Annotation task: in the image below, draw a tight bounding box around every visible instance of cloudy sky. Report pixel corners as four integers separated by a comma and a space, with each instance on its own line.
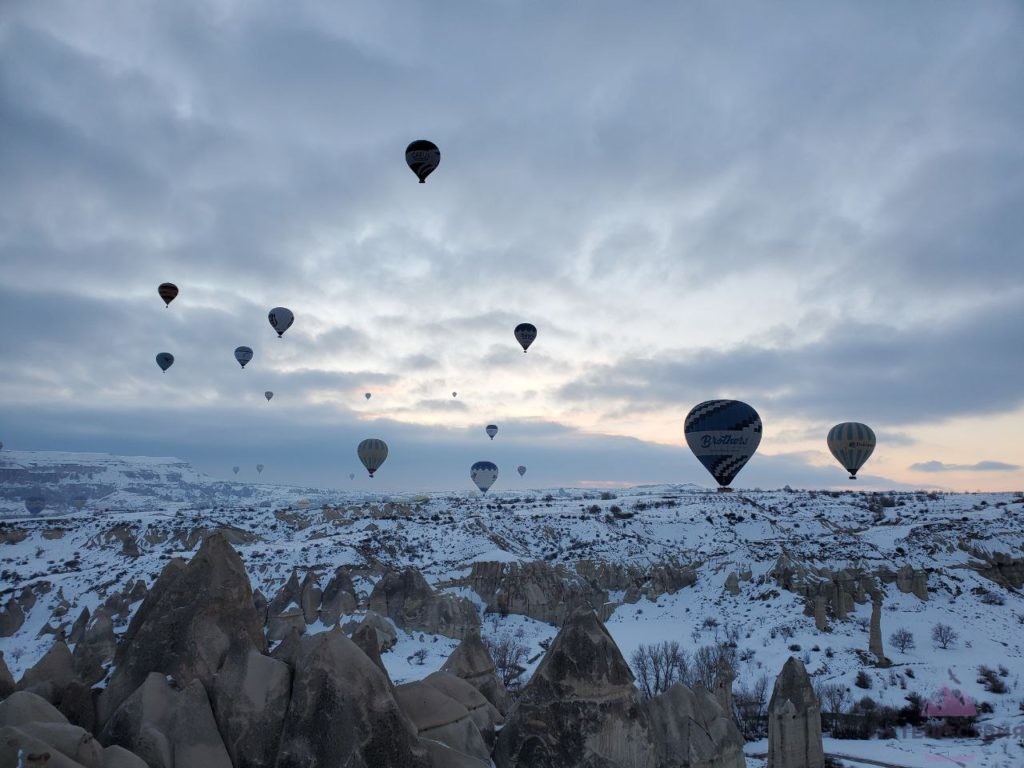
2, 0, 1023, 492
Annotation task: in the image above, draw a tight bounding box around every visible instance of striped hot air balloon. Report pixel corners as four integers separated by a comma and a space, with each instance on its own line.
684, 400, 762, 489
827, 422, 876, 479
471, 461, 499, 494
234, 346, 254, 369
358, 439, 389, 478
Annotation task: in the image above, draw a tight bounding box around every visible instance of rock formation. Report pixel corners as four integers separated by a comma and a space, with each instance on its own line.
0, 652, 14, 699
422, 671, 502, 747
868, 594, 889, 666
369, 568, 479, 640
767, 657, 824, 768
97, 533, 266, 726
724, 572, 740, 596
441, 629, 508, 714
464, 561, 607, 625
319, 567, 358, 625
647, 683, 746, 768
395, 680, 491, 763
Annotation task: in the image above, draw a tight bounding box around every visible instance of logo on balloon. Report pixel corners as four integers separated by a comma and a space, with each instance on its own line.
701, 435, 749, 448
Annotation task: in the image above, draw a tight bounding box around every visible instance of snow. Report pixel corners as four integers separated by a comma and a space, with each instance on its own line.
2, 451, 1024, 766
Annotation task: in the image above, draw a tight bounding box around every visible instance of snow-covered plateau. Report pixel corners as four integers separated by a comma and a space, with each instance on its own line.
3, 450, 1024, 767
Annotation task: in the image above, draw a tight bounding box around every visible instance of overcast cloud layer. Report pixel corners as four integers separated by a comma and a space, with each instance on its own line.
2, 1, 1022, 491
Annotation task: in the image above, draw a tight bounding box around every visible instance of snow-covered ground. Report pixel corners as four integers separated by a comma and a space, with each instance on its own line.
2, 450, 1024, 767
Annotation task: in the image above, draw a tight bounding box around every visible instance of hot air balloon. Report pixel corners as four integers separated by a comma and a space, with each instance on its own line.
485, 424, 498, 440
234, 346, 254, 369
365, 393, 372, 400
452, 392, 457, 398
358, 439, 388, 478
684, 400, 762, 489
70, 496, 86, 511
156, 353, 174, 372
517, 465, 527, 477
256, 464, 265, 475
232, 466, 240, 475
349, 472, 355, 480
158, 283, 178, 307
827, 422, 876, 480
25, 495, 45, 515
471, 461, 499, 494
406, 140, 440, 183
265, 391, 274, 402
514, 323, 537, 353
268, 307, 294, 338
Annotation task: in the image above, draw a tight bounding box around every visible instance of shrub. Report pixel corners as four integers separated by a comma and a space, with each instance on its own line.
977, 665, 1008, 694
855, 670, 873, 689
483, 635, 530, 689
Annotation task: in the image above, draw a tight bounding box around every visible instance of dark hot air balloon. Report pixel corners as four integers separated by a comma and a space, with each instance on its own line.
256, 463, 264, 475
156, 353, 174, 372
234, 346, 254, 369
827, 422, 876, 479
358, 439, 388, 478
514, 323, 537, 352
158, 283, 178, 307
25, 495, 45, 515
517, 465, 527, 477
265, 391, 273, 402
684, 400, 762, 489
232, 466, 240, 475
406, 140, 440, 183
485, 424, 498, 440
268, 307, 294, 338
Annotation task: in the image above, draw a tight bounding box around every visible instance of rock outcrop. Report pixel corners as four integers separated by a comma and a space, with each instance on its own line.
868, 594, 889, 667
319, 567, 358, 625
647, 683, 746, 768
274, 628, 429, 768
441, 629, 508, 714
395, 680, 491, 763
17, 640, 79, 705
0, 652, 14, 699
422, 671, 502, 747
97, 533, 266, 727
767, 657, 824, 768
464, 561, 606, 625
369, 568, 479, 640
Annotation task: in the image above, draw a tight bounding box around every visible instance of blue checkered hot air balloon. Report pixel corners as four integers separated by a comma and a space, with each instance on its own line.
827, 422, 876, 479
684, 400, 762, 489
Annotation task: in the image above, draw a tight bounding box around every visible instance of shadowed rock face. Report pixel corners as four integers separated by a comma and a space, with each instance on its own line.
395, 680, 490, 762
767, 657, 823, 768
369, 567, 480, 640
647, 683, 746, 768
274, 628, 429, 768
97, 533, 267, 727
494, 609, 656, 768
464, 561, 607, 626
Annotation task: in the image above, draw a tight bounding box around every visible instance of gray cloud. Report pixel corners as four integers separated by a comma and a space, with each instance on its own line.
909, 460, 1022, 473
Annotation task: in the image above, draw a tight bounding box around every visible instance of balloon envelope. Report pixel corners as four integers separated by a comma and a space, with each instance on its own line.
514, 323, 537, 352
485, 424, 498, 440
265, 391, 273, 402
827, 422, 876, 479
471, 461, 499, 493
25, 496, 45, 514
158, 283, 178, 307
156, 352, 174, 372
232, 466, 240, 475
358, 439, 389, 477
268, 307, 294, 338
256, 464, 264, 474
349, 473, 355, 480
406, 139, 440, 183
365, 393, 371, 400
234, 346, 254, 368
517, 465, 527, 477
684, 400, 762, 488
452, 392, 457, 398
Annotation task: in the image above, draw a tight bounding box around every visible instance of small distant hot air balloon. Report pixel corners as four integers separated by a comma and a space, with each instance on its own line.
452, 392, 458, 398
158, 283, 178, 307
349, 472, 355, 480
25, 495, 45, 515
514, 323, 537, 353
358, 439, 389, 478
485, 424, 498, 440
256, 464, 265, 475
471, 461, 499, 494
517, 465, 527, 477
684, 400, 762, 489
234, 346, 254, 369
156, 353, 174, 372
232, 466, 240, 475
827, 422, 876, 479
268, 307, 294, 338
265, 392, 274, 403
365, 393, 372, 400
405, 140, 440, 183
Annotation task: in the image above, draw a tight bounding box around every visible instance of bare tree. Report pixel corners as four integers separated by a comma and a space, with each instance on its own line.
733, 673, 771, 739
889, 628, 915, 653
483, 635, 530, 688
931, 623, 958, 650
630, 641, 691, 698
815, 682, 851, 734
